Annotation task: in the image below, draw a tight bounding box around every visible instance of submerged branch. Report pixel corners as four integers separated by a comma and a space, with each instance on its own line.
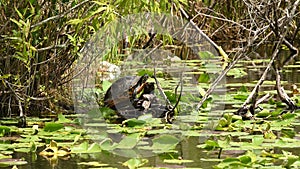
236, 37, 282, 118
275, 67, 298, 111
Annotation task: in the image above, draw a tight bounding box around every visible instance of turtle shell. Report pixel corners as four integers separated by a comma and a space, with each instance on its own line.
103, 74, 174, 123
104, 74, 149, 110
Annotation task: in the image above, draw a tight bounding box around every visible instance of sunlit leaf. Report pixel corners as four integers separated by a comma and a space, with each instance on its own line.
78, 161, 109, 167
102, 80, 112, 92
57, 113, 72, 123
0, 158, 27, 167
43, 122, 64, 132
163, 159, 193, 164
0, 126, 11, 136
122, 158, 148, 169
252, 135, 264, 146
67, 19, 83, 25
255, 109, 270, 117
198, 73, 210, 83
123, 119, 146, 127
227, 68, 247, 78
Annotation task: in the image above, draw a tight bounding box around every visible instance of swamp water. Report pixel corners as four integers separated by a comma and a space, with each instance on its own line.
1, 52, 300, 169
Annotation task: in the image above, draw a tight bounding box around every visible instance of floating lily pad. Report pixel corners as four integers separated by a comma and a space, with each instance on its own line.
71, 141, 101, 153
78, 161, 109, 167
122, 158, 148, 169
163, 159, 194, 164
43, 122, 64, 132
0, 158, 27, 167
151, 135, 179, 151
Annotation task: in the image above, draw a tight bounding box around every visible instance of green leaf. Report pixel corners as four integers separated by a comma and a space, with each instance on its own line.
252, 135, 264, 146
223, 157, 240, 163
217, 136, 230, 148
164, 91, 177, 103
198, 73, 210, 83
255, 109, 270, 117
163, 159, 193, 164
227, 68, 247, 78
102, 80, 112, 92
197, 85, 206, 96
123, 119, 146, 127
57, 113, 72, 123
151, 135, 179, 150
0, 126, 11, 136
71, 142, 101, 153
87, 143, 102, 153
78, 161, 108, 167
138, 69, 154, 77
199, 51, 215, 59
0, 158, 27, 167
201, 140, 220, 151
43, 122, 64, 132
10, 18, 22, 28
116, 133, 141, 149
238, 155, 251, 164
239, 86, 248, 92
90, 6, 108, 16
71, 141, 88, 153
281, 128, 295, 138
100, 139, 115, 151
0, 74, 11, 79
67, 19, 83, 25
122, 158, 148, 169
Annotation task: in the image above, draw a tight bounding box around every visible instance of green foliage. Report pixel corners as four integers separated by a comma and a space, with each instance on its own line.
227, 68, 248, 78
151, 135, 179, 151
71, 142, 102, 153
198, 73, 210, 83
123, 158, 148, 169
43, 122, 64, 132
0, 0, 185, 116
0, 126, 11, 137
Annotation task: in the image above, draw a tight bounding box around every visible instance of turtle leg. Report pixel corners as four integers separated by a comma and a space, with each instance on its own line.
136, 83, 147, 93
133, 83, 147, 98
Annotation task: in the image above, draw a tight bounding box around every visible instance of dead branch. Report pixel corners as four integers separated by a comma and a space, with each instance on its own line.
236, 0, 300, 118
274, 67, 298, 110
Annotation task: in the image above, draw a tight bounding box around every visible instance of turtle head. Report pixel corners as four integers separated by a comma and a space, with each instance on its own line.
140, 74, 149, 83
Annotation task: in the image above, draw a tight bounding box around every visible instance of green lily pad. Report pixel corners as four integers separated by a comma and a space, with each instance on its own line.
78, 161, 109, 167
151, 135, 179, 151
71, 141, 101, 153
163, 159, 194, 164
43, 122, 64, 132
0, 158, 27, 167
116, 133, 141, 149
122, 158, 148, 169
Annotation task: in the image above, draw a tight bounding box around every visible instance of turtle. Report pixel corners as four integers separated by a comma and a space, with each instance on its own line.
103, 74, 179, 123
104, 74, 150, 111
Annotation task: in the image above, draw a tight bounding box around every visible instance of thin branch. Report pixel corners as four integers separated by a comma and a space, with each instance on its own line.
153, 68, 171, 106
194, 12, 254, 33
